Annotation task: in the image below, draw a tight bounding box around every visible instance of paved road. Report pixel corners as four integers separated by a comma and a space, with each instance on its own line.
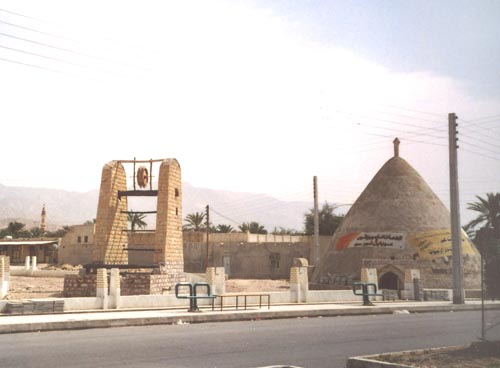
1, 310, 498, 368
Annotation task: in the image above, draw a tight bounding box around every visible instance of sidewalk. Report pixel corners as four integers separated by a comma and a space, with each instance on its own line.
1, 300, 499, 334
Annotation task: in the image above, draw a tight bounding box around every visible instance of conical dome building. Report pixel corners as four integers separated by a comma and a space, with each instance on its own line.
312, 139, 480, 294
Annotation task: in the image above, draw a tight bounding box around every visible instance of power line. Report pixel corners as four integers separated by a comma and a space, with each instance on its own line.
462, 113, 500, 125
332, 109, 448, 135
376, 103, 446, 118
0, 43, 128, 76
0, 55, 62, 74
460, 148, 500, 162
460, 138, 500, 156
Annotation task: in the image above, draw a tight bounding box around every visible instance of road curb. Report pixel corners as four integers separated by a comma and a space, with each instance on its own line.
1, 303, 499, 334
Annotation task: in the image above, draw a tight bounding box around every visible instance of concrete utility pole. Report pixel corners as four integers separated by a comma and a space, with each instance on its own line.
313, 176, 320, 268
448, 112, 465, 304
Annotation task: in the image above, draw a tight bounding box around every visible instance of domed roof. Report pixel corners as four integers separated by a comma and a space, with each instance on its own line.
337, 155, 450, 234
312, 140, 479, 285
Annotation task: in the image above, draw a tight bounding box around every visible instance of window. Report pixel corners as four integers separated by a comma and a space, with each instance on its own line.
84, 236, 88, 243
175, 188, 179, 197
77, 236, 81, 243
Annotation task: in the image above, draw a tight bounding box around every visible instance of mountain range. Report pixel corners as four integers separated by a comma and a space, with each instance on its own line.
0, 183, 311, 232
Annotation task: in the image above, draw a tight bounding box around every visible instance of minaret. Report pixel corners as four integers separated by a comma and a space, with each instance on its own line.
393, 137, 400, 157
40, 204, 47, 233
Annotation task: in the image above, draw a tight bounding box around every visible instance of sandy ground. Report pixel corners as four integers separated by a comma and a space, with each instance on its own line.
5, 276, 289, 300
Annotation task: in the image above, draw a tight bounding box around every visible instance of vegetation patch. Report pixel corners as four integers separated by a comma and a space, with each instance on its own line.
374, 340, 500, 368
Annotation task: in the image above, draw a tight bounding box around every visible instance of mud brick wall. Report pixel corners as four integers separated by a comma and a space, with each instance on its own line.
63, 274, 97, 297
93, 161, 128, 264
151, 268, 186, 294
120, 273, 152, 295
155, 159, 183, 265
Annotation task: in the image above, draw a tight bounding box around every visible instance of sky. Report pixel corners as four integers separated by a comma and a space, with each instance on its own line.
0, 0, 499, 226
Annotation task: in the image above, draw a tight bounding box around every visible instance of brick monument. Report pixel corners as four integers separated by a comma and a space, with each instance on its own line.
64, 158, 185, 296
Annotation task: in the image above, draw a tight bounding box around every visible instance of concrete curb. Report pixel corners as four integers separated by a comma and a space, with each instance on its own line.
1, 303, 499, 334
346, 345, 465, 368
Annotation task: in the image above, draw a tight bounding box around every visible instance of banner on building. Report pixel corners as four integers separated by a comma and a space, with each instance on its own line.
336, 232, 406, 251
407, 228, 476, 260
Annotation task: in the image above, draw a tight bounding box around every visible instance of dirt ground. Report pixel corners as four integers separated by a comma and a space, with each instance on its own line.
375, 340, 500, 367
5, 275, 289, 300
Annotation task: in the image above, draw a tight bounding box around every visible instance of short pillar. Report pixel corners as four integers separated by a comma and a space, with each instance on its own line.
402, 269, 420, 300
109, 268, 121, 309
1, 257, 7, 298
96, 268, 108, 309
290, 258, 309, 303
3, 256, 10, 282
360, 268, 378, 286
31, 256, 37, 271
25, 256, 30, 271
206, 267, 225, 295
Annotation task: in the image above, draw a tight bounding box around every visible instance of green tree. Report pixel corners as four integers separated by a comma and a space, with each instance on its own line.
465, 192, 500, 237
45, 226, 72, 238
84, 219, 97, 225
7, 221, 25, 238
304, 202, 344, 236
239, 221, 267, 234
272, 227, 300, 235
183, 212, 206, 232
466, 193, 500, 298
215, 224, 234, 233
127, 211, 147, 231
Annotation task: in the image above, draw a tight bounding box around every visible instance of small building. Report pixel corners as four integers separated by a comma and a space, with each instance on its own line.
312, 139, 481, 292
0, 238, 59, 264
58, 224, 95, 265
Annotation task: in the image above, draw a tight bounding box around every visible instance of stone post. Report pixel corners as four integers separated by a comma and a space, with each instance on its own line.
109, 268, 121, 309
31, 256, 37, 271
96, 268, 108, 309
206, 267, 225, 295
402, 269, 420, 300
25, 256, 30, 271
0, 257, 7, 299
360, 268, 378, 286
4, 256, 9, 282
290, 258, 309, 303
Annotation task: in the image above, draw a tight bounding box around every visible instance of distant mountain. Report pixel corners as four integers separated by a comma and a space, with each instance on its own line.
0, 183, 99, 230
0, 183, 310, 232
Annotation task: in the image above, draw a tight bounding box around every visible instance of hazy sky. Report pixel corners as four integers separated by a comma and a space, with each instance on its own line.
0, 0, 499, 224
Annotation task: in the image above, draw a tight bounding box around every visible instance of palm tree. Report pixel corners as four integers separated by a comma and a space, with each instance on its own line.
183, 212, 206, 232
466, 192, 500, 299
128, 211, 147, 231
466, 192, 500, 237
239, 221, 267, 234
216, 224, 234, 233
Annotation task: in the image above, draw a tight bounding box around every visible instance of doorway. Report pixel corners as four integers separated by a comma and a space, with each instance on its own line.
379, 271, 400, 290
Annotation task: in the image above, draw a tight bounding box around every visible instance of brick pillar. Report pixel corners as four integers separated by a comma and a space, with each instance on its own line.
31, 256, 37, 271
402, 269, 420, 300
360, 268, 378, 286
206, 267, 225, 295
96, 268, 108, 309
290, 258, 309, 303
109, 268, 121, 309
0, 256, 7, 299
154, 159, 183, 274
4, 256, 9, 282
25, 256, 30, 271
93, 161, 128, 264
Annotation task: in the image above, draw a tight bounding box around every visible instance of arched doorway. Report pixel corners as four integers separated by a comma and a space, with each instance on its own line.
379, 271, 400, 290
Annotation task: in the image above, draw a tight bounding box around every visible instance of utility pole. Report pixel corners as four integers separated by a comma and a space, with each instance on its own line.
313, 176, 320, 269
206, 204, 211, 268
449, 112, 465, 304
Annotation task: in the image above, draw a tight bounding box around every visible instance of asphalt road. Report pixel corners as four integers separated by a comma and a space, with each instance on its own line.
1, 310, 499, 368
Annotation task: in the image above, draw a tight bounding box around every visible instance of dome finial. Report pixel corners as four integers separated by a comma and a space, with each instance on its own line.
393, 137, 400, 157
